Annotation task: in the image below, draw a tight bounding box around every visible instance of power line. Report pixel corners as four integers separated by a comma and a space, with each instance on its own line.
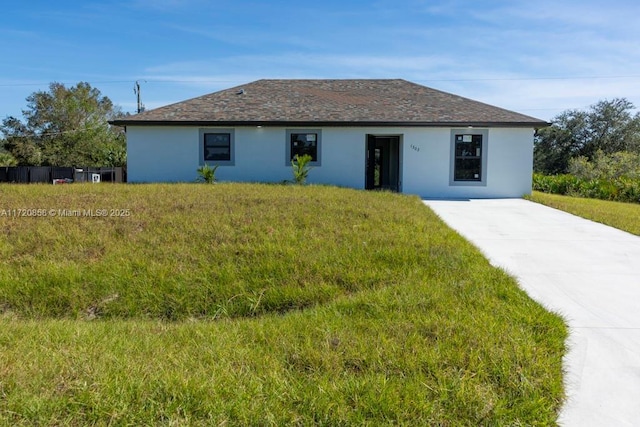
1, 74, 640, 88
0, 80, 133, 87
416, 75, 640, 82
1, 123, 112, 139
0, 79, 243, 88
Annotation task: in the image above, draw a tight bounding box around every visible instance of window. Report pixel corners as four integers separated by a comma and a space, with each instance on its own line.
200, 129, 234, 166
450, 130, 487, 186
286, 130, 321, 165
291, 132, 317, 160
204, 133, 231, 161
454, 134, 482, 181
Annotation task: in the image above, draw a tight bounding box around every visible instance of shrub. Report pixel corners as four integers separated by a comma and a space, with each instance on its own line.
534, 151, 640, 203
533, 173, 640, 204
0, 151, 18, 166
291, 154, 313, 185
567, 156, 596, 180
569, 151, 640, 181
532, 173, 579, 195
196, 164, 219, 183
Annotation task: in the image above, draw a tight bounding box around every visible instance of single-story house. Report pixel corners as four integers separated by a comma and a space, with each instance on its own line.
110, 79, 548, 198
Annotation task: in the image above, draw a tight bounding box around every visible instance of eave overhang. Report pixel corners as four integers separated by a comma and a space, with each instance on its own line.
109, 120, 550, 128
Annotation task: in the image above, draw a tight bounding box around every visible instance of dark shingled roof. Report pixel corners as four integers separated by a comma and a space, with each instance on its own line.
111, 79, 548, 127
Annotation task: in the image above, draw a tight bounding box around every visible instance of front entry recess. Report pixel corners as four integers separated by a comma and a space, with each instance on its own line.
366, 135, 400, 191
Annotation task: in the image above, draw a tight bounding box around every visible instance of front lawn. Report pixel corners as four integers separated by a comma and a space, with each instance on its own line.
0, 183, 567, 425
527, 190, 640, 236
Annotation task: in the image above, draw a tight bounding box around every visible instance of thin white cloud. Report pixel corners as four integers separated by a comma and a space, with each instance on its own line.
128, 0, 203, 12
478, 0, 639, 30
446, 77, 640, 121
135, 50, 640, 121
3, 0, 640, 122
165, 24, 324, 50
0, 28, 39, 39
144, 53, 457, 80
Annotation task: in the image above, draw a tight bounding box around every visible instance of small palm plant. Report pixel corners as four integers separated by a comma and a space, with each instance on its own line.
291, 154, 313, 185
0, 152, 18, 166
196, 164, 219, 184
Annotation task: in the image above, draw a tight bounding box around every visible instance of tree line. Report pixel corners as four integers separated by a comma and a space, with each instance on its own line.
533, 98, 640, 203
0, 82, 127, 167
534, 98, 640, 175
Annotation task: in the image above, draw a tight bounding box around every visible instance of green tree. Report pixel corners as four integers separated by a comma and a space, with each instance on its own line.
0, 149, 18, 166
1, 116, 42, 165
0, 82, 127, 166
534, 98, 640, 174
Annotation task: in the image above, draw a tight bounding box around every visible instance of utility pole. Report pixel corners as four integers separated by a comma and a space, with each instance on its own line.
134, 81, 146, 114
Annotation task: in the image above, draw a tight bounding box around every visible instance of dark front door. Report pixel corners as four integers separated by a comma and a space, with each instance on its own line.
366, 135, 400, 191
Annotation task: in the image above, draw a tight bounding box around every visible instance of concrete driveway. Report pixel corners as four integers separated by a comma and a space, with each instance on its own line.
423, 198, 640, 427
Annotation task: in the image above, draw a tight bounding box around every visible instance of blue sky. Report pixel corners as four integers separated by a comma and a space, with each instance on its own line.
1, 0, 639, 122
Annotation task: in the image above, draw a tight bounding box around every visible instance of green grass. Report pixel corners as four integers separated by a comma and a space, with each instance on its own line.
527, 190, 640, 236
532, 173, 640, 204
0, 183, 567, 425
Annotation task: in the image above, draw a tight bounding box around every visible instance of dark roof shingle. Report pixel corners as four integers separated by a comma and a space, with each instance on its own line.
111, 79, 547, 127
